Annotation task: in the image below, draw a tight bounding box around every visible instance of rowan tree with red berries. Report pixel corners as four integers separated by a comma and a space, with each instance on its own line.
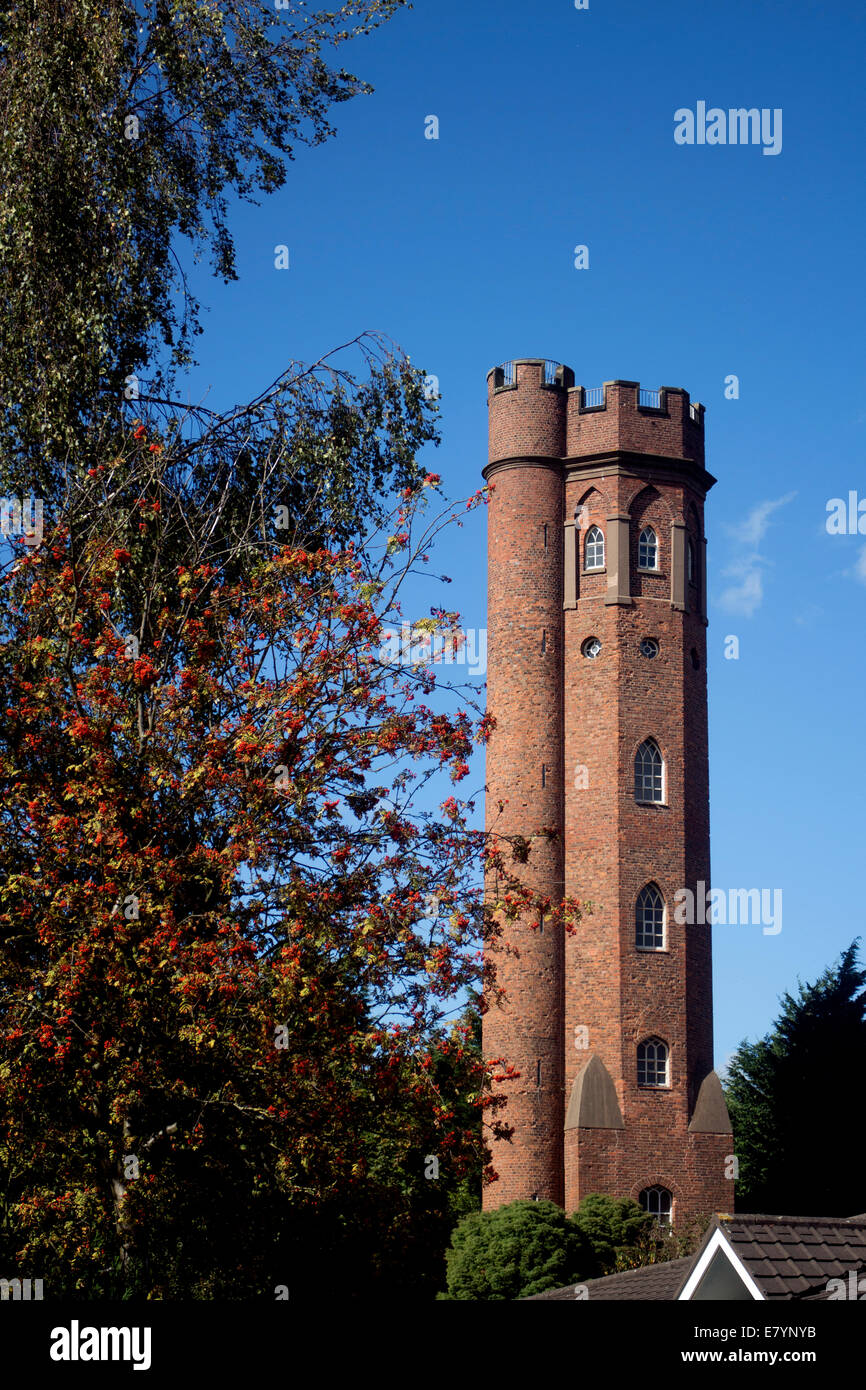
0, 363, 579, 1297
0, 1, 582, 1299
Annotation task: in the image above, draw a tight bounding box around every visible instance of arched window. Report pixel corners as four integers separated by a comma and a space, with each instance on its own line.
637, 1038, 669, 1087
584, 525, 604, 571
639, 1186, 673, 1226
638, 526, 658, 570
636, 884, 665, 950
687, 537, 696, 585
634, 738, 664, 803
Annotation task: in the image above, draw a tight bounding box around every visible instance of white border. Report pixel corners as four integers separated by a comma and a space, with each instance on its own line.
677, 1226, 765, 1301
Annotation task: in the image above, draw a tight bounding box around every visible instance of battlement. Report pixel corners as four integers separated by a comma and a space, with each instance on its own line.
572, 380, 704, 425
487, 360, 706, 471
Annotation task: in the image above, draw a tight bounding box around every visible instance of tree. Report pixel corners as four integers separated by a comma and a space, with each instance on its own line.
0, 401, 569, 1296
570, 1193, 654, 1273
0, 0, 584, 1298
607, 1209, 710, 1273
440, 1200, 592, 1301
0, 0, 409, 496
439, 1193, 664, 1299
725, 941, 866, 1215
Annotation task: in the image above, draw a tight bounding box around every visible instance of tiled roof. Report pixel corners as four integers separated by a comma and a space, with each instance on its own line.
716, 1213, 866, 1300
525, 1256, 694, 1301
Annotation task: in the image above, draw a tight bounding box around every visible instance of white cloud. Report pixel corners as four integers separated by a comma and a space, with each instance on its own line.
716, 492, 797, 617
718, 566, 765, 618
736, 492, 797, 547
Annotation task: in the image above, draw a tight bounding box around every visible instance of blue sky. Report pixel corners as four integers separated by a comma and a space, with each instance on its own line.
176, 0, 866, 1067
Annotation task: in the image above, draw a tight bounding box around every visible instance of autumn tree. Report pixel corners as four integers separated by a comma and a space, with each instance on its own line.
0, 384, 575, 1296
0, 1, 583, 1299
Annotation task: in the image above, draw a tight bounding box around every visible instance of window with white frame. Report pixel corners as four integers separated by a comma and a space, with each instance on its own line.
637, 1038, 669, 1087
639, 1185, 673, 1225
634, 738, 664, 803
584, 525, 604, 570
638, 526, 658, 569
636, 884, 665, 950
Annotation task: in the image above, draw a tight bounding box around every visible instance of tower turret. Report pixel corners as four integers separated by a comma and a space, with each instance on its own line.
482, 359, 571, 1205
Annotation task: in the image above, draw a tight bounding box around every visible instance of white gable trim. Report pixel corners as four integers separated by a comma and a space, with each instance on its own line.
677, 1227, 765, 1300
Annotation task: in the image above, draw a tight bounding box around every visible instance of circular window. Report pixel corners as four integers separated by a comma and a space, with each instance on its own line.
582, 636, 602, 659
640, 637, 659, 659
691, 647, 700, 670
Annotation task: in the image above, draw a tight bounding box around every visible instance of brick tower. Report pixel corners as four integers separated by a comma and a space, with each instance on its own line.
482, 359, 732, 1225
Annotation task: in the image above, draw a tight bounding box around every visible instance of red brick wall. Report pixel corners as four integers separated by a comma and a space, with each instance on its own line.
564, 1127, 733, 1221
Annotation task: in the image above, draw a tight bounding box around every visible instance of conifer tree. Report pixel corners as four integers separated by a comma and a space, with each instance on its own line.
726, 942, 866, 1215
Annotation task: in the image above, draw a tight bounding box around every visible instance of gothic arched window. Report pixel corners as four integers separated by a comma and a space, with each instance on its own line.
584, 525, 605, 571
638, 526, 658, 570
636, 884, 665, 950
639, 1185, 673, 1225
634, 738, 664, 803
687, 537, 697, 585
637, 1038, 669, 1088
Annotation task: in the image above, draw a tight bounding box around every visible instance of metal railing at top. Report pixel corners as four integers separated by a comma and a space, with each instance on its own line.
583, 386, 604, 408
639, 387, 661, 409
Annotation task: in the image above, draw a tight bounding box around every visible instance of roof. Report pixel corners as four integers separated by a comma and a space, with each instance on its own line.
523, 1213, 866, 1301
710, 1213, 866, 1300
525, 1256, 694, 1301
